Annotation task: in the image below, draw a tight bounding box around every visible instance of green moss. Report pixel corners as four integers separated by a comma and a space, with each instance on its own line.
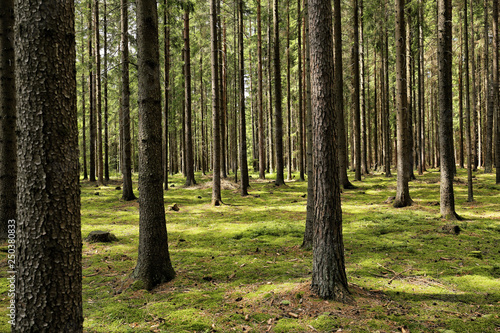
273, 318, 304, 333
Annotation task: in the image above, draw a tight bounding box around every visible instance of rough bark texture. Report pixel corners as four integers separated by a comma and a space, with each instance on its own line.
273, 0, 285, 186
0, 0, 17, 240
163, 0, 169, 190
464, 0, 474, 201
183, 9, 196, 187
334, 0, 354, 189
88, 0, 96, 182
134, 0, 176, 290
257, 0, 266, 179
238, 0, 249, 195
308, 0, 350, 302
95, 0, 104, 185
484, 0, 494, 173
14, 0, 83, 330
211, 0, 222, 205
120, 0, 136, 201
297, 0, 305, 182
394, 0, 412, 208
437, 0, 459, 220
493, 0, 500, 184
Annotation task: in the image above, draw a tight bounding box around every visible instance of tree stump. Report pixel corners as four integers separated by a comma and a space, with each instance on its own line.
85, 230, 118, 243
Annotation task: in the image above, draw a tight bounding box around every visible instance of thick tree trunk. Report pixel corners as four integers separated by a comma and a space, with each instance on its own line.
308, 0, 350, 302
238, 0, 249, 195
134, 0, 176, 290
394, 0, 412, 208
14, 0, 83, 329
257, 0, 266, 179
120, 0, 136, 201
438, 0, 459, 220
211, 0, 222, 205
0, 0, 17, 240
184, 9, 196, 187
274, 0, 285, 186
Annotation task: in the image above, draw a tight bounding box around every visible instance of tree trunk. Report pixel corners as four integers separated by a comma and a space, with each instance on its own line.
438, 0, 459, 220
220, 5, 228, 179
394, 0, 412, 208
82, 71, 88, 180
308, 0, 350, 303
238, 0, 249, 195
287, 0, 292, 180
94, 0, 104, 185
14, 0, 83, 329
257, 0, 266, 180
352, 0, 361, 181
485, 0, 494, 173
184, 9, 196, 186
334, 0, 354, 189
464, 0, 474, 201
360, 0, 368, 175
120, 0, 136, 201
0, 0, 17, 240
493, 0, 500, 184
211, 0, 222, 205
134, 0, 176, 290
163, 0, 169, 190
89, 0, 96, 182
104, 0, 109, 182
383, 6, 392, 177
274, 0, 285, 186
470, 0, 478, 171
297, 0, 305, 181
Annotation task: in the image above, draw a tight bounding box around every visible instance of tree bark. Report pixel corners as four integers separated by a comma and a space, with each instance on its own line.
134, 0, 176, 290
334, 0, 354, 189
484, 0, 494, 173
470, 0, 478, 171
120, 0, 136, 201
14, 0, 83, 329
238, 0, 249, 195
211, 0, 222, 205
394, 0, 412, 208
438, 0, 459, 220
297, 0, 305, 181
89, 0, 96, 182
0, 0, 17, 240
287, 0, 292, 180
257, 0, 266, 179
493, 0, 500, 184
308, 0, 350, 302
104, 0, 109, 182
184, 8, 196, 187
274, 0, 285, 186
352, 0, 361, 181
163, 0, 169, 190
464, 0, 474, 201
94, 0, 104, 185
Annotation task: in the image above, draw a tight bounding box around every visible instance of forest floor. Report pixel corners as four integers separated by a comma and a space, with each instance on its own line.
1, 168, 500, 332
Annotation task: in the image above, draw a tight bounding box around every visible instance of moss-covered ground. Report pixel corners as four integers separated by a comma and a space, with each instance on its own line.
1, 168, 499, 332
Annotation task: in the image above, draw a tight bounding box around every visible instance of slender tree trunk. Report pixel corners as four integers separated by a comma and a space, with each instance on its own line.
220, 4, 227, 179
352, 0, 361, 181
302, 1, 314, 249
184, 9, 196, 186
211, 0, 222, 205
470, 0, 478, 171
274, 0, 285, 185
120, 0, 136, 201
82, 72, 88, 180
383, 6, 392, 177
334, 0, 354, 189
438, 0, 459, 220
134, 0, 176, 290
394, 0, 412, 208
360, 0, 368, 175
104, 0, 109, 181
297, 0, 305, 181
417, 0, 425, 174
485, 0, 494, 173
287, 0, 292, 180
308, 0, 350, 303
493, 0, 500, 183
238, 0, 249, 195
465, 0, 474, 201
257, 0, 266, 179
14, 0, 83, 329
0, 0, 17, 240
163, 0, 169, 190
89, 0, 96, 182
95, 0, 104, 185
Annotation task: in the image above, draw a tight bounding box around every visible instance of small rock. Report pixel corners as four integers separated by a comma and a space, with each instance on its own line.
169, 203, 180, 211
170, 184, 175, 188
253, 194, 261, 198
235, 297, 243, 302
197, 196, 202, 199
86, 230, 118, 243
115, 186, 121, 190
94, 192, 100, 196
301, 194, 306, 198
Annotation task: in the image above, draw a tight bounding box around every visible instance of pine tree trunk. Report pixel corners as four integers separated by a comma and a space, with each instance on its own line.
287, 0, 292, 181
211, 0, 222, 205
464, 0, 474, 201
297, 0, 304, 181
0, 0, 17, 240
485, 0, 494, 173
394, 0, 412, 208
95, 0, 104, 185
438, 0, 459, 220
352, 0, 361, 181
104, 0, 109, 182
257, 0, 266, 180
14, 0, 83, 329
120, 0, 136, 201
163, 0, 169, 190
308, 0, 350, 302
470, 0, 478, 171
238, 0, 249, 195
89, 0, 96, 182
184, 9, 196, 186
274, 0, 285, 186
493, 0, 500, 184
334, 0, 354, 189
134, 0, 176, 290
383, 6, 392, 177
